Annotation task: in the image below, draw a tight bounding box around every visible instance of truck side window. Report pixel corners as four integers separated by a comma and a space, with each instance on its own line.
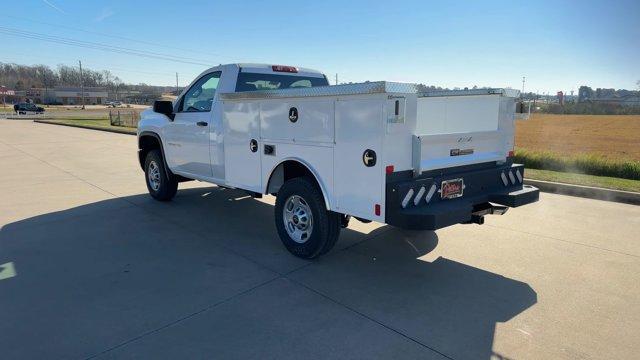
179, 71, 221, 112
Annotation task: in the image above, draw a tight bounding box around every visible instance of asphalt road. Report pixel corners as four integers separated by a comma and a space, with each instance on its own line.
1, 119, 639, 359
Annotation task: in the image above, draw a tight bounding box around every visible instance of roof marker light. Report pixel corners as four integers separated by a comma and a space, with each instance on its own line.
385, 165, 395, 174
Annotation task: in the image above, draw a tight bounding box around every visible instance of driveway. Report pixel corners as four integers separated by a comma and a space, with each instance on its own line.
1, 120, 639, 359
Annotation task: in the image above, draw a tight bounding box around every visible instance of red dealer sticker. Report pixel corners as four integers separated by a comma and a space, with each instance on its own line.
441, 178, 464, 199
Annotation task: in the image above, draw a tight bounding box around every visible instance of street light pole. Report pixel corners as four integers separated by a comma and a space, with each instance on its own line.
175, 72, 179, 95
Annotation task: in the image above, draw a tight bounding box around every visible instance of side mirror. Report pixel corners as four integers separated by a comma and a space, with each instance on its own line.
153, 100, 175, 120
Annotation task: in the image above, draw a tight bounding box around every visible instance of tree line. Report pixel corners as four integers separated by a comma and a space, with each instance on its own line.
0, 63, 180, 103
0, 62, 127, 93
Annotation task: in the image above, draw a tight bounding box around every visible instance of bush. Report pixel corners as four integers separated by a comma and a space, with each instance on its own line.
514, 148, 640, 180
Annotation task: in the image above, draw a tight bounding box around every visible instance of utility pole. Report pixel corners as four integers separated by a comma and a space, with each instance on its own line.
79, 60, 85, 109
335, 73, 338, 85
176, 72, 179, 95
521, 76, 525, 98
41, 69, 48, 106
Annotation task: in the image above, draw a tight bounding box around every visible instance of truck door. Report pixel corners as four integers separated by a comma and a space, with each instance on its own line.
164, 71, 220, 178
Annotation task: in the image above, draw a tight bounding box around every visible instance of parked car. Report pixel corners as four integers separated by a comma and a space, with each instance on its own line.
107, 101, 123, 108
137, 63, 539, 259
13, 103, 45, 115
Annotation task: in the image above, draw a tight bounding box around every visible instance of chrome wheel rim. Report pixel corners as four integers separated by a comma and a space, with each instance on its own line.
283, 195, 313, 243
148, 160, 161, 191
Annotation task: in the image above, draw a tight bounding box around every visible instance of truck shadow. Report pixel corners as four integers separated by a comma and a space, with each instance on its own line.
0, 186, 536, 359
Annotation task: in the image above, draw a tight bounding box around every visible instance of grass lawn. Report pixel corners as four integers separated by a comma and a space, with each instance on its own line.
38, 118, 136, 134
525, 168, 640, 193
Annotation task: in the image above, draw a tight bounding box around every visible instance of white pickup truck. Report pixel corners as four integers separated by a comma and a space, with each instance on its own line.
137, 63, 539, 258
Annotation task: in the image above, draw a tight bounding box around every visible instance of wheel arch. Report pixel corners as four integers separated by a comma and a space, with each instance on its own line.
265, 158, 331, 210
138, 131, 171, 175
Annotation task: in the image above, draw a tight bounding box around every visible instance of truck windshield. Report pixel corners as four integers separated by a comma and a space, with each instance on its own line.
235, 73, 328, 92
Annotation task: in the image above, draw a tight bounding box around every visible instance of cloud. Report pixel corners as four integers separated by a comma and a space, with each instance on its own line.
42, 0, 66, 14
95, 8, 116, 22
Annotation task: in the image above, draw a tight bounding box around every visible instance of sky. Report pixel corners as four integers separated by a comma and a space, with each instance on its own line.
1, 0, 639, 93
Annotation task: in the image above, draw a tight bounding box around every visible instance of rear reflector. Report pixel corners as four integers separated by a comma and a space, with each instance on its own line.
501, 172, 509, 186
272, 65, 298, 73
401, 188, 414, 208
374, 204, 381, 216
425, 184, 437, 203
508, 171, 516, 184
516, 169, 523, 182
385, 165, 394, 174
414, 186, 426, 205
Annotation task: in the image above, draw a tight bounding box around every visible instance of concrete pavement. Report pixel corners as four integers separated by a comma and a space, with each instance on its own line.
0, 119, 639, 359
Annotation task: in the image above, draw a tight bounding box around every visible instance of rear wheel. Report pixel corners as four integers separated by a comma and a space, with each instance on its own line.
144, 149, 178, 201
275, 177, 340, 259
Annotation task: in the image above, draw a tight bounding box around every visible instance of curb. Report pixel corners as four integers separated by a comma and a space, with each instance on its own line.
33, 120, 136, 136
524, 179, 640, 206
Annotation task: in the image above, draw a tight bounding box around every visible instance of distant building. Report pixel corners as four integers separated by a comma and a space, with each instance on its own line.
578, 86, 640, 106
24, 87, 108, 105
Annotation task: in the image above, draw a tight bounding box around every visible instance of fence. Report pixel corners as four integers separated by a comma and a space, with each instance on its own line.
109, 110, 140, 128
0, 111, 48, 119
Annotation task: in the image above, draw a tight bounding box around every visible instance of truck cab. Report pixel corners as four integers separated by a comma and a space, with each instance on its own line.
138, 63, 538, 259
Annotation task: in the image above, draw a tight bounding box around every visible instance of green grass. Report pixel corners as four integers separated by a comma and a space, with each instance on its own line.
514, 148, 640, 181
525, 168, 640, 193
38, 118, 136, 134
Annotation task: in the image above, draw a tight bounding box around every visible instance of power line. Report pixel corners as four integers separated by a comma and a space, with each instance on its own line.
0, 14, 224, 59
0, 26, 213, 66
0, 50, 185, 77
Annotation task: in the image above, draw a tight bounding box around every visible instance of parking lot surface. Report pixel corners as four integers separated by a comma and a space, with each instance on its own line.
1, 119, 639, 359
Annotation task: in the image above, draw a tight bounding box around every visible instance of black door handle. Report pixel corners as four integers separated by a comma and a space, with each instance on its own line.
196, 121, 208, 127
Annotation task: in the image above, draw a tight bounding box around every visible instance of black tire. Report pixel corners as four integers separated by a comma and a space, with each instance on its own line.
275, 177, 341, 259
144, 149, 178, 201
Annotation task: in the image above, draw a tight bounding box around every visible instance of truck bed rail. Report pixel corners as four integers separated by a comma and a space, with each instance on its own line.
220, 81, 517, 100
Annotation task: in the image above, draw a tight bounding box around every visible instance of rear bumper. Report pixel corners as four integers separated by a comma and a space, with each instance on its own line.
385, 163, 539, 230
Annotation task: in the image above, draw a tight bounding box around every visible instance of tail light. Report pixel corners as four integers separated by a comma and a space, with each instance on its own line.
508, 150, 515, 158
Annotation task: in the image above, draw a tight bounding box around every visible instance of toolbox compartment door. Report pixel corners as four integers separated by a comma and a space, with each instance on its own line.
334, 98, 385, 221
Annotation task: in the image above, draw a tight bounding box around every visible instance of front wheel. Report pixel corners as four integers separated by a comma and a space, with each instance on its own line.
144, 149, 178, 201
275, 177, 341, 259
